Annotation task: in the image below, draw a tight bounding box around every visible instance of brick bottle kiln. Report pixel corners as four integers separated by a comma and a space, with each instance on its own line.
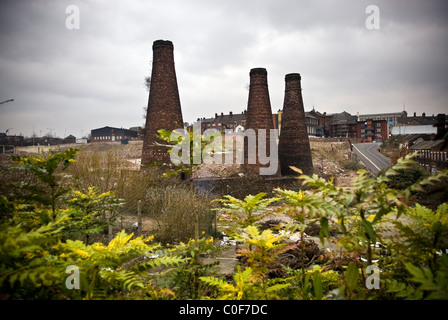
278, 73, 313, 176
244, 68, 279, 176
141, 40, 184, 167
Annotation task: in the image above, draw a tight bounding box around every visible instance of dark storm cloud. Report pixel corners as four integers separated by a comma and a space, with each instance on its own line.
0, 0, 447, 138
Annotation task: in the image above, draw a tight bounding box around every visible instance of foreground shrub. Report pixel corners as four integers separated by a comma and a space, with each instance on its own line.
2, 148, 448, 300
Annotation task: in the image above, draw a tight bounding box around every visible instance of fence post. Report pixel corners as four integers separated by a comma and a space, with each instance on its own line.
215, 210, 218, 235
107, 211, 113, 242
137, 200, 142, 237
194, 210, 199, 246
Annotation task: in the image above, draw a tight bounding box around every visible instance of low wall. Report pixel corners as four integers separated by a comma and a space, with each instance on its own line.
192, 175, 301, 195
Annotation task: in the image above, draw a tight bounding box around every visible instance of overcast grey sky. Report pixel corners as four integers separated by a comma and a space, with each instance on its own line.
0, 0, 447, 138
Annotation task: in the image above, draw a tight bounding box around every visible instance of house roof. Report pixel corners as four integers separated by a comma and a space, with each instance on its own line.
304, 112, 317, 119
410, 139, 445, 150
91, 126, 138, 137
197, 112, 247, 124
401, 134, 431, 144
397, 115, 445, 126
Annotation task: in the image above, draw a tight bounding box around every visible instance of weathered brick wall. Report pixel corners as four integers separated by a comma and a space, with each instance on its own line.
244, 68, 279, 176
141, 40, 184, 166
278, 73, 313, 176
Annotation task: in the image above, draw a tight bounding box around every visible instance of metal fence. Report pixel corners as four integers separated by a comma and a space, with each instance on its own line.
415, 150, 448, 172
0, 145, 15, 154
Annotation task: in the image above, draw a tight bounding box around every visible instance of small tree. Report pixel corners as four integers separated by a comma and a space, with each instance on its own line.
213, 192, 278, 230
64, 186, 124, 244
11, 148, 79, 222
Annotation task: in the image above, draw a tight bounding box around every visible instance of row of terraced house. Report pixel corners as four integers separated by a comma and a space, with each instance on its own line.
88, 108, 446, 145
192, 108, 446, 143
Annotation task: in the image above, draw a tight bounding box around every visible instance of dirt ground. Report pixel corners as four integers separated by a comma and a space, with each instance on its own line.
309, 140, 360, 187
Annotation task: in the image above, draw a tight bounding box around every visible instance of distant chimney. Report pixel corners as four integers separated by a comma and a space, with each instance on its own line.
141, 40, 183, 167
435, 114, 446, 139
414, 112, 416, 117
278, 73, 313, 176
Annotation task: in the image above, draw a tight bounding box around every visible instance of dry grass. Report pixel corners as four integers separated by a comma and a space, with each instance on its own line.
65, 143, 215, 243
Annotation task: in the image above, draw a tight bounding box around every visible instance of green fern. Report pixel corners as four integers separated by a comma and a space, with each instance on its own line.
0, 217, 69, 299
213, 192, 279, 229
200, 265, 291, 300
404, 255, 448, 300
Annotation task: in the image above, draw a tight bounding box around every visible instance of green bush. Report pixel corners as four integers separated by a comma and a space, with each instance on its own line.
382, 160, 428, 190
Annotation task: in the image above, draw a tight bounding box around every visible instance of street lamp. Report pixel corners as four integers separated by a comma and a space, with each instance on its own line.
0, 99, 14, 105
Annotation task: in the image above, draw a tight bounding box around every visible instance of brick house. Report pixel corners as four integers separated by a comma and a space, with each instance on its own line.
273, 110, 318, 137
357, 119, 388, 142
196, 111, 247, 133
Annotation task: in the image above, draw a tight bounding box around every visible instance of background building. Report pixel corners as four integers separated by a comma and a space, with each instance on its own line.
327, 111, 358, 138
271, 110, 318, 137
357, 119, 388, 142
91, 126, 139, 143
196, 111, 247, 133
358, 110, 407, 138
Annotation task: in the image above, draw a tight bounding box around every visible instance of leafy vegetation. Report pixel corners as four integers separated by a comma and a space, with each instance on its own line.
1, 147, 447, 300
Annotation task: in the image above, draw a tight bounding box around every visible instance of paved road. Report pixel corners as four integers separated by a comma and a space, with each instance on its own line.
352, 142, 392, 176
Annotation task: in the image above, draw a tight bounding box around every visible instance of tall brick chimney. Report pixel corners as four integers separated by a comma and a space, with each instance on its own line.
278, 73, 313, 176
141, 40, 184, 167
435, 113, 447, 139
243, 68, 278, 176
